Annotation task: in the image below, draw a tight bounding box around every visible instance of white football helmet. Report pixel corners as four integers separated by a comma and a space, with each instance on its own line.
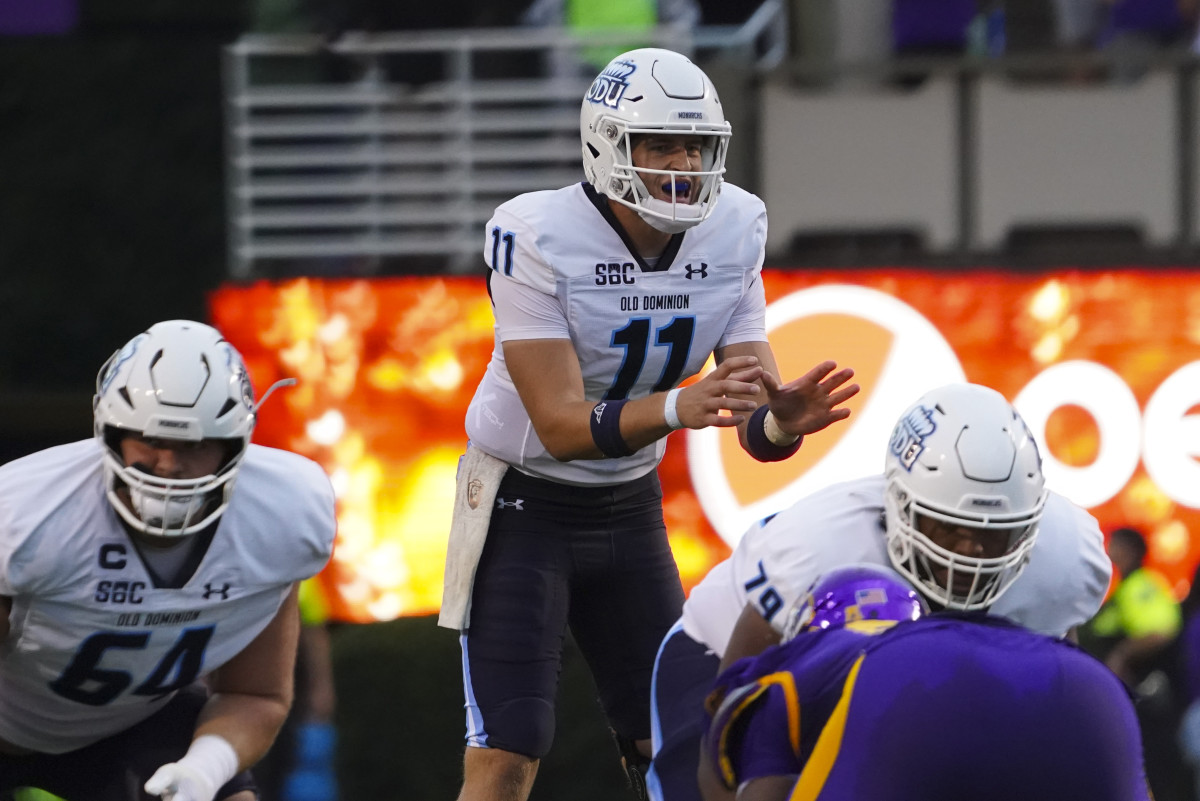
883, 383, 1048, 611
93, 320, 257, 537
580, 47, 731, 233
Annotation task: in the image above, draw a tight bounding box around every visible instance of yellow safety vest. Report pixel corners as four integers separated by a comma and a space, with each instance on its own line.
567, 0, 658, 70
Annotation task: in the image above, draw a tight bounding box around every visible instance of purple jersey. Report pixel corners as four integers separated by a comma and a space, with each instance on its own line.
708, 614, 1149, 801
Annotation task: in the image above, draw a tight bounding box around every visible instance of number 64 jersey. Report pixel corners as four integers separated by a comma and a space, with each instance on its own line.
467, 181, 769, 486
0, 439, 336, 754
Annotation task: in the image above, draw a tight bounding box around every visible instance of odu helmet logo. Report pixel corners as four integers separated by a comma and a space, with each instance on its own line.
888, 405, 937, 471
586, 59, 637, 109
99, 334, 147, 395
219, 342, 255, 410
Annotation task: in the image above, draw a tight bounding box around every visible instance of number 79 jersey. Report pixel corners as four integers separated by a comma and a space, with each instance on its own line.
467, 181, 769, 486
682, 474, 1111, 656
0, 439, 336, 754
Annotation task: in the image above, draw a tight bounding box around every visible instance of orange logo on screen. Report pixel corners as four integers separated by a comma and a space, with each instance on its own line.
689, 285, 965, 546
718, 313, 887, 504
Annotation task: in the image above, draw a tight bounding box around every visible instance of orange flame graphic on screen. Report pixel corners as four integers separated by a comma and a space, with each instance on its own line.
213, 270, 1200, 619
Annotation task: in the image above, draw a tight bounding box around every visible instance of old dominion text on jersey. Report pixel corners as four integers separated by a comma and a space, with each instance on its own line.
595, 261, 705, 312
619, 294, 691, 311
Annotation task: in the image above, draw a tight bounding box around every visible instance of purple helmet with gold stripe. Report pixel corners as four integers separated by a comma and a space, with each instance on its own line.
782, 564, 929, 642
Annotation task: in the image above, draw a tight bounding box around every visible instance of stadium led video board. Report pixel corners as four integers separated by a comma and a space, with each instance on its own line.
212, 268, 1200, 622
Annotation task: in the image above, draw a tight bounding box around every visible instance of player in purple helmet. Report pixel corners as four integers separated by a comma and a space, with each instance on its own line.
779, 563, 928, 636
700, 566, 1150, 801
648, 383, 1110, 801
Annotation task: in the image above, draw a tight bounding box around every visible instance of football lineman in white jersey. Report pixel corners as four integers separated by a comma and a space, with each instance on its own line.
440, 48, 858, 801
648, 382, 1112, 801
0, 320, 336, 801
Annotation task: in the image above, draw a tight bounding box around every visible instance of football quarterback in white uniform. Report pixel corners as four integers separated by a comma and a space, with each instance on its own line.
0, 321, 335, 801
648, 383, 1112, 801
443, 48, 858, 801
467, 178, 772, 486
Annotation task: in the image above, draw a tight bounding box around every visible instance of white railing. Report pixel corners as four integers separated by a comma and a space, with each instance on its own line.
222, 4, 787, 278
226, 8, 1200, 275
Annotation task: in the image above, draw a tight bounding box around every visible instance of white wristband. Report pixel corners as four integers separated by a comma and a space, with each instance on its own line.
764, 410, 800, 446
663, 388, 684, 430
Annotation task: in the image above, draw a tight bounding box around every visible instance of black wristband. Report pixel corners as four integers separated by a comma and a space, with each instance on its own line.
745, 404, 803, 462
590, 399, 634, 458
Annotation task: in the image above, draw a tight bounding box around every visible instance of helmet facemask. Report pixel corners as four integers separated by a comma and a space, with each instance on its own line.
99, 429, 246, 538
884, 478, 1044, 610
598, 121, 730, 233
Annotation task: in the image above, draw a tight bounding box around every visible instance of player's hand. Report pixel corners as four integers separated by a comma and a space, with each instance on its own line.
144, 762, 218, 801
762, 360, 858, 437
677, 356, 763, 429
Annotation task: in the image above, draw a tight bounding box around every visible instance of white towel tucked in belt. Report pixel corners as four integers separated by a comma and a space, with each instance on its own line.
438, 443, 509, 630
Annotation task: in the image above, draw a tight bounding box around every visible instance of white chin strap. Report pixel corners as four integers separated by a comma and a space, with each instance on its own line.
637, 198, 706, 233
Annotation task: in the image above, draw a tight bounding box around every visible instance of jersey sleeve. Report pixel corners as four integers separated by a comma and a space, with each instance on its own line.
1074, 503, 1116, 620
716, 203, 768, 349
0, 503, 30, 597
0, 443, 100, 598
732, 516, 821, 633
489, 272, 571, 342
485, 202, 572, 342
709, 677, 803, 788
732, 478, 894, 637
232, 448, 337, 585
286, 457, 338, 581
991, 491, 1114, 636
716, 272, 767, 348
483, 204, 557, 295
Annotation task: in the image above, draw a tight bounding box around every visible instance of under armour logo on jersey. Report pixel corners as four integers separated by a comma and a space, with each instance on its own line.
684, 263, 708, 280
203, 583, 231, 600
496, 498, 524, 510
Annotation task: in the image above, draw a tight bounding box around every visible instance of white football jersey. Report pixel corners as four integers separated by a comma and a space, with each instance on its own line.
466, 181, 768, 486
681, 474, 1112, 656
0, 439, 336, 753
